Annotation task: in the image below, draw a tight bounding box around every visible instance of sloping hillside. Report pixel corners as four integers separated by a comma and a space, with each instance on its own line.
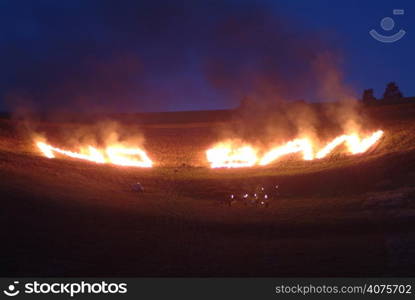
1, 103, 415, 276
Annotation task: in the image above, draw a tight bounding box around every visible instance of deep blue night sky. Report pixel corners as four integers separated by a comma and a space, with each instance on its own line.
1, 0, 414, 112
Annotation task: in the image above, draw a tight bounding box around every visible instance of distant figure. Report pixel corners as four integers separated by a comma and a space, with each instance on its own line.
362, 88, 377, 104
132, 182, 144, 192
383, 82, 403, 101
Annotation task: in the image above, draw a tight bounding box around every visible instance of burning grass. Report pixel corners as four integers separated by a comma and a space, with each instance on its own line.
32, 121, 154, 167
206, 130, 384, 168
36, 141, 153, 167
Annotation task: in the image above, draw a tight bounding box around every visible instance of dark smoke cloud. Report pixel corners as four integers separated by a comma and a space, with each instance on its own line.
0, 0, 348, 113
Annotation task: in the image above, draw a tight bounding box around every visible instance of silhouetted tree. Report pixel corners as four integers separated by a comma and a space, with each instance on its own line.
362, 88, 376, 104
383, 82, 403, 101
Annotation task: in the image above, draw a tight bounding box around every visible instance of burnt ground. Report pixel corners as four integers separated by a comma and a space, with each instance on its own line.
1, 103, 415, 276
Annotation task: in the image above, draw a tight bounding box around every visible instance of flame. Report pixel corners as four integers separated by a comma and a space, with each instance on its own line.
106, 146, 153, 167
315, 135, 349, 159
206, 142, 258, 168
347, 130, 384, 154
316, 130, 384, 158
207, 130, 384, 168
36, 141, 153, 168
259, 138, 313, 166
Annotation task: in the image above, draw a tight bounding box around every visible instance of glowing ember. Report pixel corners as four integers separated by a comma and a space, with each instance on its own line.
206, 142, 258, 168
206, 130, 384, 168
36, 141, 153, 168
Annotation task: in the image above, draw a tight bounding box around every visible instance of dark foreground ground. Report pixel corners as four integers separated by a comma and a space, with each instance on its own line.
1, 103, 415, 276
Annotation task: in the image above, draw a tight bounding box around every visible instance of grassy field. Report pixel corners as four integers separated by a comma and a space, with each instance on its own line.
1, 103, 415, 276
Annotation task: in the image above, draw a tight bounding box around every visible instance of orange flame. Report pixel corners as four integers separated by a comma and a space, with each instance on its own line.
259, 138, 313, 166
36, 141, 153, 168
347, 130, 384, 154
206, 130, 384, 168
206, 142, 258, 168
315, 135, 348, 159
